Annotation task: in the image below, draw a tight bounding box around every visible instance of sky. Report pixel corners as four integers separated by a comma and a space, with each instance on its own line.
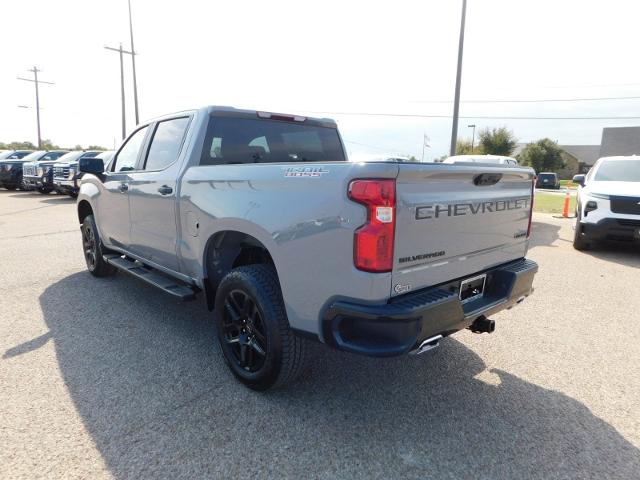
2, 0, 640, 161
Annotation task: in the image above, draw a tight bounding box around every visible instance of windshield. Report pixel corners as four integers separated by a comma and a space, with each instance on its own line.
201, 117, 345, 165
594, 160, 640, 182
20, 151, 47, 162
55, 151, 85, 163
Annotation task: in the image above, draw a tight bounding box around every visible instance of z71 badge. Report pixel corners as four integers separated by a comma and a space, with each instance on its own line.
284, 166, 329, 178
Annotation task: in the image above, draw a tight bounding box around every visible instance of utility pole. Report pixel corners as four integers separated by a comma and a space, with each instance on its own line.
105, 44, 133, 140
450, 0, 468, 156
468, 124, 476, 152
128, 0, 140, 124
17, 67, 54, 149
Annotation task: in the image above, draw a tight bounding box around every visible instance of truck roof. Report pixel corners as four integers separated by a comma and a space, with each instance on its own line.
142, 106, 338, 129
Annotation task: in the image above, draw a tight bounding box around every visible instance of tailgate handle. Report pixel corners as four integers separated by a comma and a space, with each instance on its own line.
473, 173, 502, 186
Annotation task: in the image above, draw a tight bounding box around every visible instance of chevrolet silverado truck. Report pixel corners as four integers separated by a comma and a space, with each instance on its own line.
52, 150, 106, 196
22, 150, 69, 193
76, 106, 538, 390
572, 156, 640, 249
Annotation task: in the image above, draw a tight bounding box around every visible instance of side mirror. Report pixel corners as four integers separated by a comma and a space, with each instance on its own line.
79, 157, 105, 175
572, 174, 585, 187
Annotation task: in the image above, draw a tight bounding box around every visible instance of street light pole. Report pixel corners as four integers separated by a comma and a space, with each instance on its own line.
128, 0, 140, 124
450, 0, 468, 156
105, 44, 134, 139
468, 124, 476, 152
17, 66, 54, 149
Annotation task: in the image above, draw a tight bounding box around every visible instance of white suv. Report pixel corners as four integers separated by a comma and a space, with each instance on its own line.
572, 156, 640, 250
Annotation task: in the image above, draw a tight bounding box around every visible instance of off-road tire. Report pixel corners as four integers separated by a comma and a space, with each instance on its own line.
573, 209, 591, 250
214, 264, 307, 391
81, 214, 117, 277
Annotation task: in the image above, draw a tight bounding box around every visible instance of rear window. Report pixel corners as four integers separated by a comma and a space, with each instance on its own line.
538, 173, 557, 180
594, 160, 640, 182
200, 116, 345, 165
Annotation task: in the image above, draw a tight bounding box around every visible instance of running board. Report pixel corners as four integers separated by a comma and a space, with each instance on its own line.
103, 254, 197, 301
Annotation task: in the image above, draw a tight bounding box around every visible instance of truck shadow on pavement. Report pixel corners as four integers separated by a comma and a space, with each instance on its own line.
529, 220, 561, 248
15, 271, 640, 478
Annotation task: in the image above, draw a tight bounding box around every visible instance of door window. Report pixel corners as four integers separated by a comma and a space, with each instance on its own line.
144, 117, 190, 171
113, 126, 149, 172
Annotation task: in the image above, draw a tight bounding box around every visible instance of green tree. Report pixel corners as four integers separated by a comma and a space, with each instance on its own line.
40, 139, 60, 150
517, 138, 565, 173
455, 138, 481, 154
86, 145, 107, 151
6, 141, 37, 150
478, 127, 517, 155
73, 144, 83, 151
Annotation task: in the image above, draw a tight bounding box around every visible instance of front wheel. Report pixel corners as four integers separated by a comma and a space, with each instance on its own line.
573, 210, 591, 251
214, 265, 307, 390
81, 214, 117, 277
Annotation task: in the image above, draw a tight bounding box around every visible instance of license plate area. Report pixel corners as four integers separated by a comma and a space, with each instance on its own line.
459, 274, 486, 304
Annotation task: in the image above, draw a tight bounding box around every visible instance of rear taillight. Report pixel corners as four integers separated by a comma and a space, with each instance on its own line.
527, 179, 534, 238
348, 179, 396, 272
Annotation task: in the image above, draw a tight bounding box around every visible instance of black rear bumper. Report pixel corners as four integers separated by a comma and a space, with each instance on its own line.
322, 259, 538, 357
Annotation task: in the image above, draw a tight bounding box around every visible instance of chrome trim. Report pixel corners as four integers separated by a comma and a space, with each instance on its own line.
459, 273, 487, 304
409, 334, 443, 355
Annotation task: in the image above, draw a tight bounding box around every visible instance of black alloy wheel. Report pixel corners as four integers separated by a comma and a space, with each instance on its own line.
82, 222, 98, 271
221, 289, 268, 372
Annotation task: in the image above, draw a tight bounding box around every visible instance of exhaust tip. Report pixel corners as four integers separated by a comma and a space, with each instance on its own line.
470, 316, 495, 334
410, 334, 443, 355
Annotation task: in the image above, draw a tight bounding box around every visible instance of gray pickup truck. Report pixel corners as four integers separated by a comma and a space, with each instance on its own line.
77, 106, 538, 390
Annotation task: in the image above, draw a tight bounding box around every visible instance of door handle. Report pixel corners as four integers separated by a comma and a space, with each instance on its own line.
118, 183, 129, 193
157, 185, 173, 195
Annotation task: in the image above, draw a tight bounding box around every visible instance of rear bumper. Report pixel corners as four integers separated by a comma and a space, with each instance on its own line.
580, 218, 640, 243
322, 258, 538, 357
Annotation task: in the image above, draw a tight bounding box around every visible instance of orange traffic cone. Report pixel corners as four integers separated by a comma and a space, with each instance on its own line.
562, 191, 570, 218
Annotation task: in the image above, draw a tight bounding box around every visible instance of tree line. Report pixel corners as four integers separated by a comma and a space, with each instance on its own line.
0, 140, 107, 151
452, 127, 565, 173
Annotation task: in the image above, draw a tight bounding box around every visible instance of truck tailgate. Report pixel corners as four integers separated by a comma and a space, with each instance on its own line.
392, 164, 534, 296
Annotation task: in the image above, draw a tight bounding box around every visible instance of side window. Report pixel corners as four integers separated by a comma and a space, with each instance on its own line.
113, 126, 148, 172
144, 117, 190, 171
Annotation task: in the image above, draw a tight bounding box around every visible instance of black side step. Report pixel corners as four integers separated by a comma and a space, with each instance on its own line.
103, 254, 197, 301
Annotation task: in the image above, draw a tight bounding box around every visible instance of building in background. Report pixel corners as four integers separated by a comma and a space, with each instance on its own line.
599, 126, 640, 158
515, 126, 640, 177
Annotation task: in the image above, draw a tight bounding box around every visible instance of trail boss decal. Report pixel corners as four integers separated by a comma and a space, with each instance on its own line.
284, 166, 329, 178
415, 197, 531, 220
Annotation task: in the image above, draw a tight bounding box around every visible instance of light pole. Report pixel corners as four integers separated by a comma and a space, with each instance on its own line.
468, 124, 476, 152
128, 0, 140, 124
449, 0, 468, 156
105, 43, 133, 139
17, 67, 54, 149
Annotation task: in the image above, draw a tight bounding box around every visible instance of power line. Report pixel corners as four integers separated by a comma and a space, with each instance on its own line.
17, 67, 54, 149
304, 111, 640, 121
413, 95, 640, 104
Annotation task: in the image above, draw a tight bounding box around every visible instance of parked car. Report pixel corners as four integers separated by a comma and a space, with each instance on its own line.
52, 151, 103, 197
0, 150, 56, 191
76, 106, 538, 390
572, 156, 640, 249
21, 150, 70, 193
443, 154, 519, 166
0, 150, 33, 160
535, 172, 560, 189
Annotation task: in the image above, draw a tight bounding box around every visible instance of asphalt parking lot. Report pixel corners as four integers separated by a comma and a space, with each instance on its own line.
1, 190, 639, 479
